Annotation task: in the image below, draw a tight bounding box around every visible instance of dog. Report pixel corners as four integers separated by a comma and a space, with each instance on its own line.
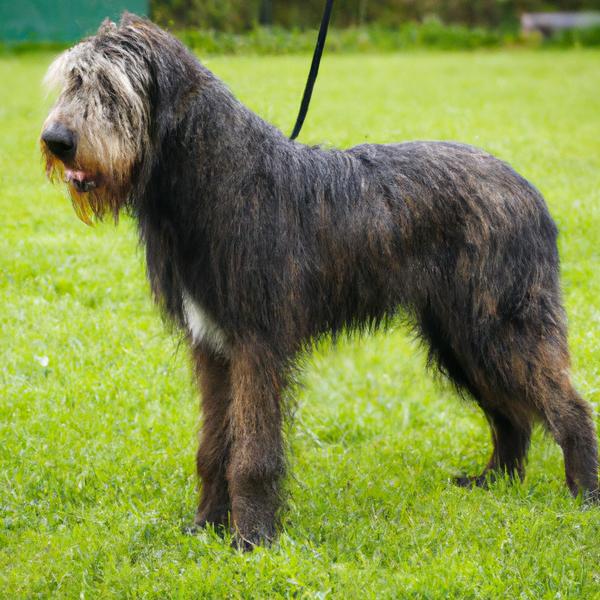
40, 14, 598, 548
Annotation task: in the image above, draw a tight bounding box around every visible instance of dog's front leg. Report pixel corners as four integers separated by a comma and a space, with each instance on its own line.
227, 344, 285, 549
193, 346, 232, 530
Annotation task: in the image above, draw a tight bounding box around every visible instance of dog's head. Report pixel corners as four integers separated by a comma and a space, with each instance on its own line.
40, 14, 165, 223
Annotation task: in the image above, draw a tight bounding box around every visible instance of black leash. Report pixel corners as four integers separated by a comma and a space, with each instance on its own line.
290, 0, 334, 140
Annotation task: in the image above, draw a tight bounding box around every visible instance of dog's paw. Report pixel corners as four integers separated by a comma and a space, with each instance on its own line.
183, 507, 230, 536
230, 522, 275, 551
453, 473, 491, 489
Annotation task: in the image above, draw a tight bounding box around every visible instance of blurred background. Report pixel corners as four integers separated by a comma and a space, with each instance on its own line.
1, 1, 599, 596
1, 0, 600, 51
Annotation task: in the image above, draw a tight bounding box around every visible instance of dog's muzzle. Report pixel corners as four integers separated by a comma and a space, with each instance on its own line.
41, 123, 77, 162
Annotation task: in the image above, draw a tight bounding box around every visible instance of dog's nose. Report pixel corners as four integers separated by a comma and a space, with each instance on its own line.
42, 124, 77, 160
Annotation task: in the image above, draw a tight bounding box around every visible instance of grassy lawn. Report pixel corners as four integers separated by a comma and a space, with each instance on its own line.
1, 49, 599, 598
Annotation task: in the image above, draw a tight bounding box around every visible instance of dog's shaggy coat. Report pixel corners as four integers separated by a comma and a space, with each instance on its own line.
41, 14, 598, 547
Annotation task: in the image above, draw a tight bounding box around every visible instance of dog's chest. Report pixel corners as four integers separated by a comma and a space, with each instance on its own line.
182, 290, 228, 355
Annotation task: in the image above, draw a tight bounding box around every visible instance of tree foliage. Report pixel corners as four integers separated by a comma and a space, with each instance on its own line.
151, 0, 600, 31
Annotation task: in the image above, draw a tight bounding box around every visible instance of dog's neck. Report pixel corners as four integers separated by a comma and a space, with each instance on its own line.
131, 62, 288, 324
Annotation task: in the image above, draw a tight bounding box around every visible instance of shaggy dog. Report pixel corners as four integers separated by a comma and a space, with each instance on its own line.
41, 14, 598, 548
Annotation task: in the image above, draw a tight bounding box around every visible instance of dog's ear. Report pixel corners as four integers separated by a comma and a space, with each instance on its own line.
98, 18, 117, 35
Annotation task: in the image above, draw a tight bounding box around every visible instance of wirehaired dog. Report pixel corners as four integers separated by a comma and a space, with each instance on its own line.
41, 14, 598, 548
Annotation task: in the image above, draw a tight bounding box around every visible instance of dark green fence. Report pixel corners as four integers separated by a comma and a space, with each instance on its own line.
0, 0, 148, 43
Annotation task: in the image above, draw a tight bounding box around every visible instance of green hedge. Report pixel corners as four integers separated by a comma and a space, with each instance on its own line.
3, 22, 600, 55
176, 22, 600, 54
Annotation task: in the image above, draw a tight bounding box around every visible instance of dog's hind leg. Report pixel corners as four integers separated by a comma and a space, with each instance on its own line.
226, 343, 285, 549
463, 327, 597, 499
418, 305, 533, 486
485, 326, 598, 499
193, 346, 232, 530
455, 406, 532, 487
533, 359, 598, 500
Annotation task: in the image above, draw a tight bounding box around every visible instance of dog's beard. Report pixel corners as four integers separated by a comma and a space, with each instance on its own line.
42, 145, 127, 225
68, 186, 105, 226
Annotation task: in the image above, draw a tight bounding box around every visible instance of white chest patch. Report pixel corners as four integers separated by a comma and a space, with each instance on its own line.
182, 290, 229, 355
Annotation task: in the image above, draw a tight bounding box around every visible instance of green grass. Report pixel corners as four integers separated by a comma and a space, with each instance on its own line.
1, 50, 599, 598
